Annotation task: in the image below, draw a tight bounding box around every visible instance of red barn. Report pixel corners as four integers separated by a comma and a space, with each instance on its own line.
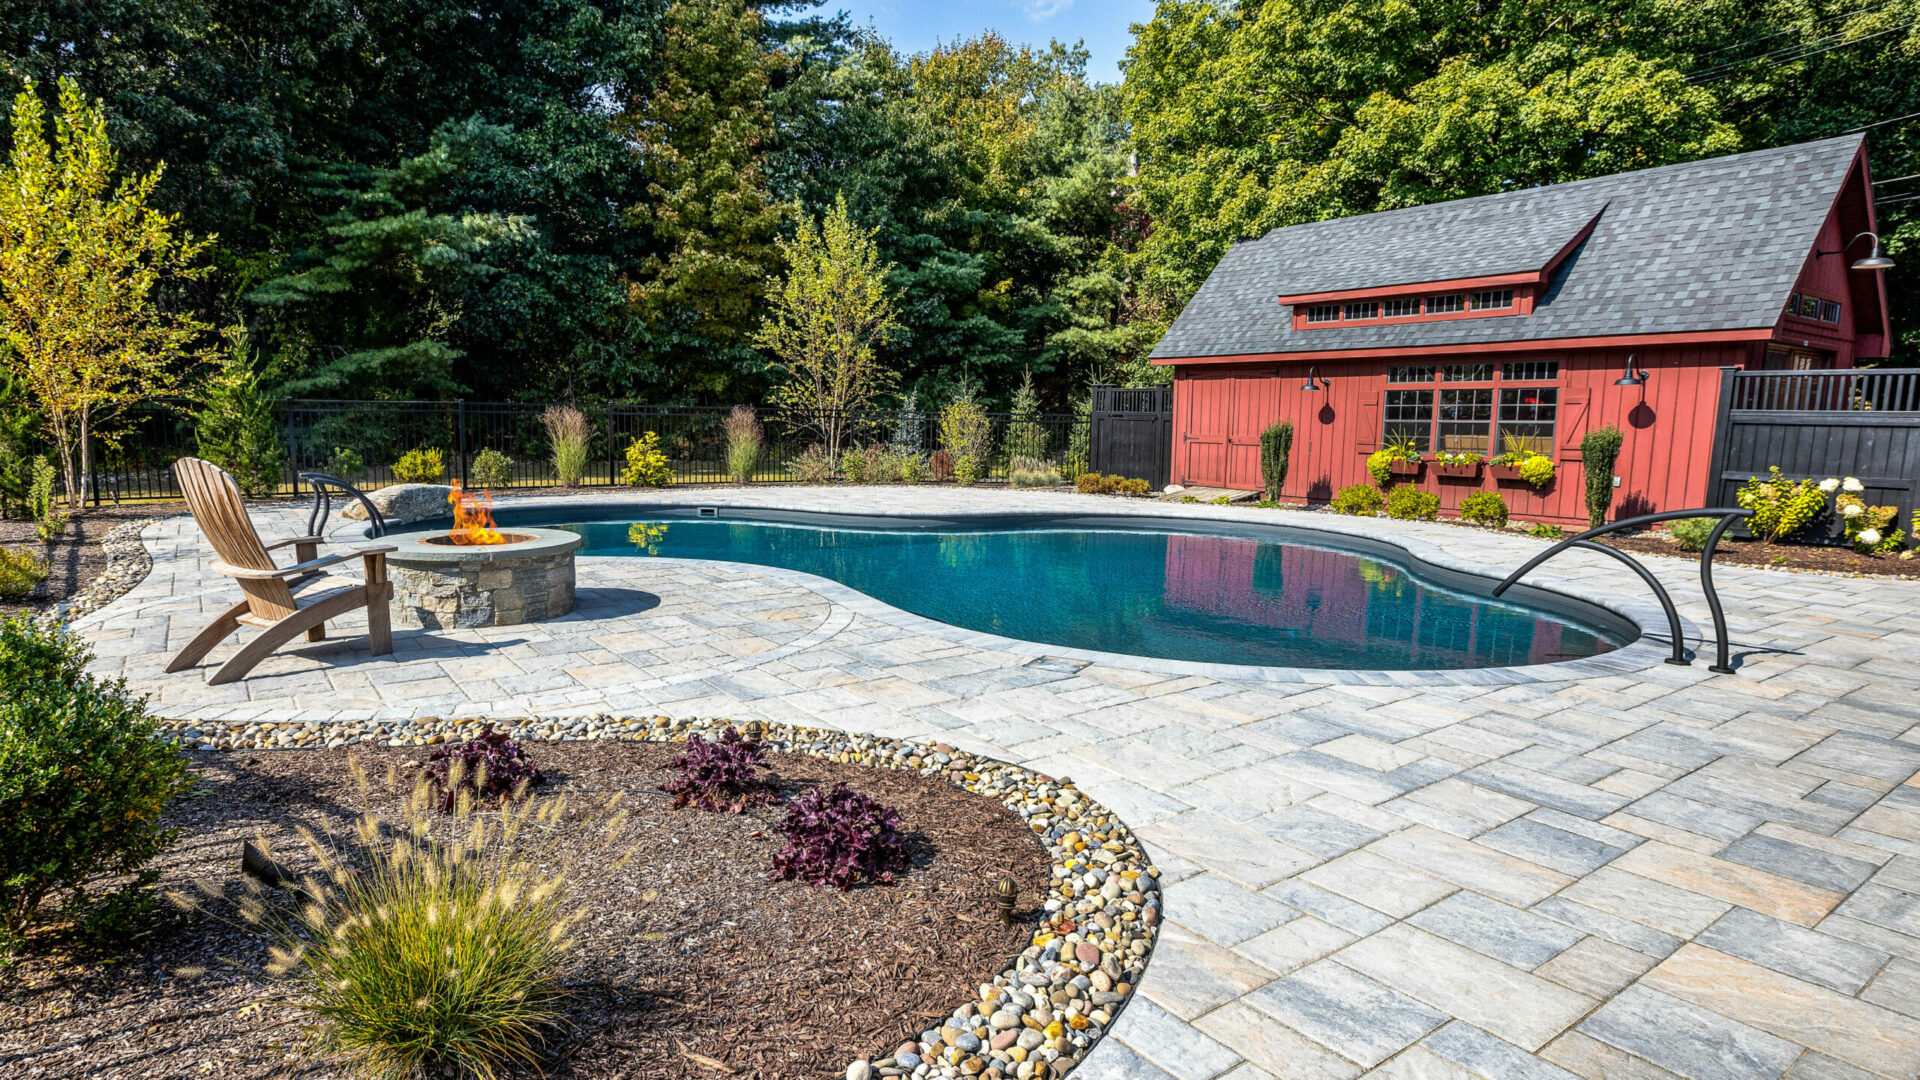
1150, 135, 1893, 525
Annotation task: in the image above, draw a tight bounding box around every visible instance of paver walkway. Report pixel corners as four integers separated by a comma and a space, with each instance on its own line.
77, 488, 1920, 1080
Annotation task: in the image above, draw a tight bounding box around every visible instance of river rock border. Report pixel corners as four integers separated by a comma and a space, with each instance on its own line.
36, 515, 164, 630
154, 713, 1160, 1080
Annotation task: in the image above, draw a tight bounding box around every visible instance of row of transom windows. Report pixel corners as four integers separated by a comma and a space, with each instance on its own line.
1303, 289, 1514, 324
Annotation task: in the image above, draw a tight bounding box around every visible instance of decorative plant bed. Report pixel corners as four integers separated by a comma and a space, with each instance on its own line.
15, 716, 1159, 1080
382, 526, 582, 628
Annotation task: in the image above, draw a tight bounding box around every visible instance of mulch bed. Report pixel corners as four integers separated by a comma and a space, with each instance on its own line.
1597, 532, 1920, 578
0, 501, 184, 617
0, 741, 1051, 1080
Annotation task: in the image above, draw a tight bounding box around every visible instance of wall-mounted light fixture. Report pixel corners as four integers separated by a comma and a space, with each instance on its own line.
1301, 366, 1324, 392
1817, 230, 1895, 271
1615, 353, 1649, 387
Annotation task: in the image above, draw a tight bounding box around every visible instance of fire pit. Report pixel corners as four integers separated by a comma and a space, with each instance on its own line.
380, 483, 582, 629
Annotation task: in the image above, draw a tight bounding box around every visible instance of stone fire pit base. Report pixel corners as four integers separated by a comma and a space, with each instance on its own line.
380, 526, 583, 629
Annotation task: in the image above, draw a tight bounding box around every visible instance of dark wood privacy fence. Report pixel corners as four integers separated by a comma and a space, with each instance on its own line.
1706, 366, 1920, 545
1089, 385, 1173, 488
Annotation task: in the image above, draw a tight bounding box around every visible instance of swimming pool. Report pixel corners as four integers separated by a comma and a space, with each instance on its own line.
529, 510, 1630, 671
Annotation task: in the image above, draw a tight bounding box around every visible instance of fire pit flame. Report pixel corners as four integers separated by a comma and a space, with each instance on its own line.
447, 480, 506, 545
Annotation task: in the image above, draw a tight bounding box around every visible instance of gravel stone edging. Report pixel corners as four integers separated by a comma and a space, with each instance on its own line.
155, 713, 1160, 1080
35, 514, 164, 630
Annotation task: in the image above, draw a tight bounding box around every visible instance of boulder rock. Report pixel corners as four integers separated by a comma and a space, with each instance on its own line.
340, 483, 453, 526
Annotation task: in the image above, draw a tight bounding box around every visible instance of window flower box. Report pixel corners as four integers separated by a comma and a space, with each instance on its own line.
1388, 458, 1422, 477
1488, 464, 1525, 482
1435, 462, 1482, 479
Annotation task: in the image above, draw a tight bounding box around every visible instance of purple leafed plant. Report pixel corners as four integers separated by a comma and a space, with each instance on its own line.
423, 725, 542, 811
663, 727, 776, 812
770, 783, 909, 889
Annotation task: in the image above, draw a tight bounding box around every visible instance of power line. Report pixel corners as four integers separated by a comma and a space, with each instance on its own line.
1875, 192, 1920, 204
1690, 0, 1896, 60
1875, 173, 1920, 185
1849, 110, 1920, 133
1688, 19, 1919, 83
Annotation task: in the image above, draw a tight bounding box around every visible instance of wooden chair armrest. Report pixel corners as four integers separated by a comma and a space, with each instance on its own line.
354, 545, 398, 556
264, 535, 327, 551
212, 553, 353, 580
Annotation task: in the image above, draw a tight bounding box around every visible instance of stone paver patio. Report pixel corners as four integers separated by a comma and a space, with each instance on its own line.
77, 487, 1920, 1080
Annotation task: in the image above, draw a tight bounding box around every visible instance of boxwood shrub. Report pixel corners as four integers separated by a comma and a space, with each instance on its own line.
1385, 485, 1440, 521
0, 619, 190, 956
1330, 484, 1384, 516
1459, 490, 1509, 528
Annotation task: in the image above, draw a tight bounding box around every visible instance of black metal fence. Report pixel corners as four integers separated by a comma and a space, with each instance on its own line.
1707, 366, 1920, 546
70, 399, 1094, 503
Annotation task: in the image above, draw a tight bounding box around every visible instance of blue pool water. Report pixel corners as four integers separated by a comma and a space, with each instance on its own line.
551, 519, 1625, 670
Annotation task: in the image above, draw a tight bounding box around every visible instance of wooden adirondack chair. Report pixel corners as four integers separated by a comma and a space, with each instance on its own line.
167, 457, 397, 684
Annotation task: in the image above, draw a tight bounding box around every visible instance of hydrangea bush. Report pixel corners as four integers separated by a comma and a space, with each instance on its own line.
663, 727, 777, 812
770, 783, 908, 889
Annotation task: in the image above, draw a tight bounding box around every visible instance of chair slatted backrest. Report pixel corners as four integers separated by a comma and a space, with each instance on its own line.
173, 457, 298, 619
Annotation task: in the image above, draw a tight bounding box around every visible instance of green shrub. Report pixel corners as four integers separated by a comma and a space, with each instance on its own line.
391, 447, 445, 484
28, 458, 65, 540
1255, 498, 1280, 509
1365, 449, 1398, 485
468, 447, 512, 489
0, 545, 46, 599
1385, 485, 1440, 521
1580, 425, 1623, 528
1076, 472, 1106, 495
1530, 522, 1564, 540
1179, 494, 1198, 503
938, 396, 992, 487
542, 405, 592, 487
324, 446, 364, 480
0, 373, 41, 518
1260, 420, 1293, 500
1009, 455, 1056, 488
724, 405, 761, 483
197, 781, 606, 1080
1331, 484, 1383, 516
1120, 477, 1150, 496
1736, 466, 1825, 543
791, 444, 833, 484
1210, 494, 1232, 505
1004, 371, 1047, 460
895, 453, 925, 484
621, 431, 674, 487
0, 619, 190, 956
1458, 490, 1509, 527
839, 447, 867, 483
1668, 517, 1718, 552
195, 325, 286, 497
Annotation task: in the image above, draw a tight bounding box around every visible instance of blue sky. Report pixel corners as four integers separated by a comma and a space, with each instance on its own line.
799, 0, 1159, 83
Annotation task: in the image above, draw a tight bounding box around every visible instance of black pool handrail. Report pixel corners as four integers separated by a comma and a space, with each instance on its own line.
1490, 508, 1754, 674
298, 472, 388, 539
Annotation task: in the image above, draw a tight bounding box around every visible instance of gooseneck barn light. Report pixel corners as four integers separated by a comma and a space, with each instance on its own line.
1301, 366, 1324, 392
1615, 353, 1648, 387
1818, 231, 1895, 271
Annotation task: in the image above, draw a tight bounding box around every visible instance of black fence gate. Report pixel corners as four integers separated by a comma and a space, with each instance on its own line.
1706, 366, 1920, 545
1089, 386, 1172, 488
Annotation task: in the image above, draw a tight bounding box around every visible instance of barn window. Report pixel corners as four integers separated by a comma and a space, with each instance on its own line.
1800, 295, 1823, 319
1498, 388, 1558, 454
1501, 361, 1560, 381
1786, 293, 1802, 317
1472, 289, 1514, 310
1444, 363, 1494, 382
1383, 390, 1434, 451
1426, 293, 1464, 314
1382, 297, 1421, 318
1387, 365, 1434, 383
1820, 299, 1842, 324
1305, 304, 1341, 323
1438, 389, 1495, 454
1345, 301, 1380, 320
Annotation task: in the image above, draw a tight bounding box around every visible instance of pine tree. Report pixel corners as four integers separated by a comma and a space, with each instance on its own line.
196, 325, 285, 496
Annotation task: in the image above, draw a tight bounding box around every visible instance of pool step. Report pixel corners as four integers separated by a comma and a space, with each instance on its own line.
1159, 486, 1259, 503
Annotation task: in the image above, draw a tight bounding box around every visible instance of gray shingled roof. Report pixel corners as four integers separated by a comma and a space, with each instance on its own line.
1150, 135, 1863, 360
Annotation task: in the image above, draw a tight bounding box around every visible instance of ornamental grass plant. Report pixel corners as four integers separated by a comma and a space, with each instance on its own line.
176, 762, 637, 1080
542, 406, 592, 487
723, 405, 761, 483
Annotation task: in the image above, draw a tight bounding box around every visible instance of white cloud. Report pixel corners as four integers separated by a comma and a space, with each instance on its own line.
1022, 0, 1077, 20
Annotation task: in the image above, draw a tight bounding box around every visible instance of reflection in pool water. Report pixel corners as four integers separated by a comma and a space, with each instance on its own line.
554, 520, 1624, 670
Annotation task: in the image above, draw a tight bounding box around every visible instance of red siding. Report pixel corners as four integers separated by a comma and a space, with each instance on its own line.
1170, 343, 1759, 525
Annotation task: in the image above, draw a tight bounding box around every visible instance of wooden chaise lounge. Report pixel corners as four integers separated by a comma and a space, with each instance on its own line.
166, 457, 396, 684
